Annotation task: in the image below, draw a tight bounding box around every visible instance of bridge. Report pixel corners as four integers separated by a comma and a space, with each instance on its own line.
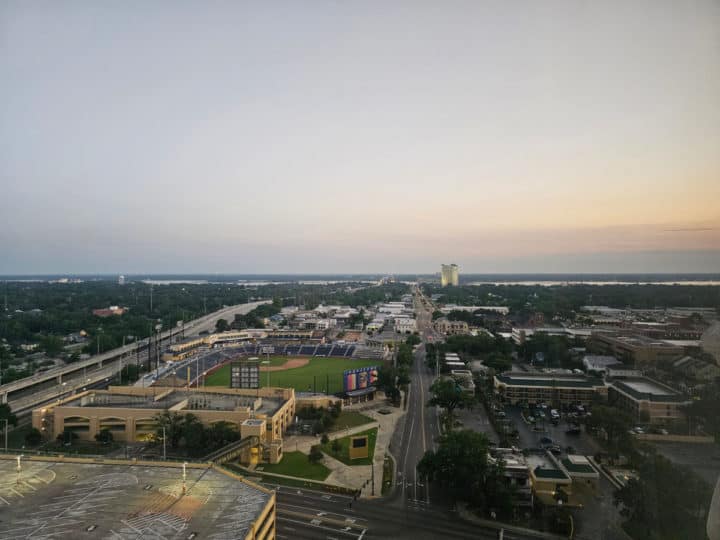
0, 301, 271, 409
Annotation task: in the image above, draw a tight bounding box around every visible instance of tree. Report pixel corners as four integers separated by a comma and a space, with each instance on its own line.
40, 335, 65, 357
614, 453, 711, 540
25, 427, 43, 446
331, 438, 341, 455
154, 410, 185, 449
0, 403, 18, 428
215, 318, 229, 332
308, 444, 324, 464
406, 334, 421, 347
56, 429, 78, 445
417, 429, 513, 517
321, 433, 329, 445
483, 352, 512, 373
95, 428, 114, 444
583, 405, 634, 457
183, 421, 207, 457
207, 421, 240, 450
427, 378, 475, 431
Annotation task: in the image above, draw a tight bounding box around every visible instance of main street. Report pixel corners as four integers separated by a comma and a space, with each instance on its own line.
270, 285, 545, 539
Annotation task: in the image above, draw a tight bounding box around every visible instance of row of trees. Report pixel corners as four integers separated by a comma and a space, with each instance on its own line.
422, 283, 720, 320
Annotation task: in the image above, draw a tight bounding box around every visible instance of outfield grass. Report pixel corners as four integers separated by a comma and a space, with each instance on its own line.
205, 356, 381, 394
257, 450, 331, 481
321, 427, 377, 466
329, 411, 375, 432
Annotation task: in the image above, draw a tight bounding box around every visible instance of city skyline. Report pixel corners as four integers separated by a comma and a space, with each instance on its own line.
2, 1, 719, 274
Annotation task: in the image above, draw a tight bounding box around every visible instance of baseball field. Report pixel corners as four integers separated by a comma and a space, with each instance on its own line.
204, 356, 382, 394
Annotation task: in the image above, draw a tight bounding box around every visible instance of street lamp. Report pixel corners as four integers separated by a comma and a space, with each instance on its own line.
16, 454, 23, 485
182, 461, 187, 494
162, 426, 166, 460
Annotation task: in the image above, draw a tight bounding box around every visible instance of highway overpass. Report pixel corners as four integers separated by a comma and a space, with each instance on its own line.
0, 300, 270, 406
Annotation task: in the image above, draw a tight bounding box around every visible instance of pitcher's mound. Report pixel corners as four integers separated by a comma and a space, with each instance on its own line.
259, 357, 310, 371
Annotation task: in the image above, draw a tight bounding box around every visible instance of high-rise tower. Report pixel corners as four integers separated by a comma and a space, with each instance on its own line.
440, 264, 459, 287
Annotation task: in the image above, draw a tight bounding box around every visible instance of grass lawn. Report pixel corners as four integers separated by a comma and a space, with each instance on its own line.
205, 357, 381, 394
258, 450, 330, 481
321, 427, 377, 466
329, 411, 375, 432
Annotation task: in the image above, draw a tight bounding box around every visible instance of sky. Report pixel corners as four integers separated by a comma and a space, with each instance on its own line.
1, 1, 719, 274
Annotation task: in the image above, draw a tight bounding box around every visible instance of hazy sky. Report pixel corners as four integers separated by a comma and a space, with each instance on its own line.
2, 1, 719, 274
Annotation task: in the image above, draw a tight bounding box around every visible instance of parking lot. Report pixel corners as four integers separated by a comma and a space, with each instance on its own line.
0, 459, 272, 539
504, 406, 600, 455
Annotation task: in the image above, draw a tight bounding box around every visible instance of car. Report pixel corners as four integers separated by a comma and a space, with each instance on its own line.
539, 436, 553, 445
566, 425, 581, 435
549, 445, 563, 456
496, 411, 506, 418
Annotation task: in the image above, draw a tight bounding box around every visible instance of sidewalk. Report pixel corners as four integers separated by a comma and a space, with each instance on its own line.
281, 400, 406, 497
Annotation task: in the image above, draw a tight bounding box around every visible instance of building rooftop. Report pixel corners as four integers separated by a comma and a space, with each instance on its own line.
63, 389, 284, 416
0, 459, 272, 539
561, 455, 597, 475
495, 372, 604, 389
611, 377, 688, 403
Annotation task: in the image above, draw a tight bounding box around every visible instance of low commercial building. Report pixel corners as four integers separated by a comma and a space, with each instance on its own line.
493, 372, 607, 407
510, 327, 593, 345
527, 452, 573, 505
394, 317, 417, 334
490, 448, 532, 506
608, 376, 691, 425
33, 386, 296, 464
589, 330, 684, 367
434, 318, 469, 336
672, 356, 720, 381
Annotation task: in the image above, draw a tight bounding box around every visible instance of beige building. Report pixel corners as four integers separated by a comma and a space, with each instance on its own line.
493, 372, 607, 407
608, 377, 690, 425
590, 330, 684, 367
434, 317, 469, 336
33, 386, 296, 464
440, 263, 459, 287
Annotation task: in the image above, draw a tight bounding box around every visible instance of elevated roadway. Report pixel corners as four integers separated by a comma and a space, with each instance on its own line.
0, 301, 270, 408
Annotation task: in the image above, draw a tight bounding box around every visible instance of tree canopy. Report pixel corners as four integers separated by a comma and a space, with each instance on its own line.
614, 453, 711, 540
417, 429, 514, 518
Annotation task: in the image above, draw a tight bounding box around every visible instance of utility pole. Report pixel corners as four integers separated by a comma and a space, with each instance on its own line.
150, 285, 153, 312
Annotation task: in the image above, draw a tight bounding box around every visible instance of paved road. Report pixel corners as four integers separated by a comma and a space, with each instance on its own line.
271, 482, 539, 539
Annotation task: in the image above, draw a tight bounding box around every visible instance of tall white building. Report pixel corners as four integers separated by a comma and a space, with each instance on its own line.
118, 275, 126, 285
440, 264, 459, 287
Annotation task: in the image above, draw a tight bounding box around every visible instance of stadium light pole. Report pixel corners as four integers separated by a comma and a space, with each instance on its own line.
261, 360, 270, 388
